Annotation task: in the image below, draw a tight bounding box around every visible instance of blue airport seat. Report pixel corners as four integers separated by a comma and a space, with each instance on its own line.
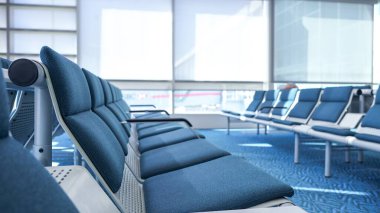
40, 45, 295, 212
310, 86, 353, 123
0, 61, 78, 213
222, 90, 266, 116
255, 90, 280, 114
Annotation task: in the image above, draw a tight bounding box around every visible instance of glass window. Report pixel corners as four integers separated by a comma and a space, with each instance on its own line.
0, 31, 6, 53
274, 0, 373, 83
0, 6, 6, 28
10, 6, 76, 30
10, 0, 76, 6
374, 3, 380, 84
85, 0, 173, 80
9, 31, 76, 54
122, 90, 172, 113
174, 90, 253, 113
174, 0, 269, 82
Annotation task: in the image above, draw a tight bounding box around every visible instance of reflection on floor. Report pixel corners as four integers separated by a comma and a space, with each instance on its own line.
53, 129, 380, 213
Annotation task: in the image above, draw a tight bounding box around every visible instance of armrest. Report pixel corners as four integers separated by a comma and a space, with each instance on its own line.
130, 104, 157, 108
122, 118, 192, 127
129, 109, 170, 115
339, 113, 365, 129
259, 106, 287, 111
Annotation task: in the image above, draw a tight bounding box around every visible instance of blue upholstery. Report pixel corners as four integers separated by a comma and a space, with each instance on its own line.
287, 88, 321, 119
360, 87, 380, 129
139, 128, 201, 153
40, 46, 125, 193
258, 90, 279, 113
0, 71, 78, 212
311, 87, 352, 123
272, 119, 302, 126
40, 47, 92, 116
312, 126, 355, 136
140, 139, 229, 179
144, 155, 294, 213
355, 133, 380, 144
271, 89, 298, 116
246, 90, 266, 112
83, 69, 129, 155
0, 58, 11, 69
138, 123, 183, 139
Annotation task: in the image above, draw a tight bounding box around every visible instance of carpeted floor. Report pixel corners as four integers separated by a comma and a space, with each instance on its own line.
52, 129, 380, 213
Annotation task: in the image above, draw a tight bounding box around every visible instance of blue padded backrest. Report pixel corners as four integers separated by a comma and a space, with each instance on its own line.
0, 70, 78, 212
40, 47, 91, 116
320, 86, 352, 102
288, 88, 321, 119
0, 58, 11, 69
360, 86, 380, 129
272, 88, 298, 116
259, 90, 279, 113
40, 46, 125, 193
311, 86, 353, 123
100, 78, 113, 104
83, 69, 129, 155
298, 88, 321, 102
82, 69, 104, 108
246, 91, 265, 112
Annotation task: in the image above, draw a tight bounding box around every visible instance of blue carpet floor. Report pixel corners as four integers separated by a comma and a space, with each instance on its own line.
53, 129, 380, 213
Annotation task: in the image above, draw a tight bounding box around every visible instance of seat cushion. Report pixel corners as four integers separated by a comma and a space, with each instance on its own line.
139, 129, 201, 153
255, 115, 272, 121
312, 125, 355, 136
138, 123, 184, 139
272, 119, 302, 126
355, 133, 380, 144
143, 155, 294, 213
140, 139, 229, 179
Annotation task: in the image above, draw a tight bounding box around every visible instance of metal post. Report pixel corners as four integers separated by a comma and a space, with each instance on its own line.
74, 146, 82, 165
325, 141, 332, 177
358, 149, 364, 163
257, 123, 260, 135
227, 117, 230, 135
359, 95, 365, 113
294, 133, 300, 163
33, 86, 52, 166
264, 125, 268, 135
344, 146, 350, 163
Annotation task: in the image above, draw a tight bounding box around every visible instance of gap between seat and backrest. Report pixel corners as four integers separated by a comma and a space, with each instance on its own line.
40, 46, 126, 194
310, 86, 353, 124
0, 60, 78, 212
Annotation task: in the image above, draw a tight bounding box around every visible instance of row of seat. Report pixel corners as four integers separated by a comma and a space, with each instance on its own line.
222, 86, 379, 177
0, 47, 303, 212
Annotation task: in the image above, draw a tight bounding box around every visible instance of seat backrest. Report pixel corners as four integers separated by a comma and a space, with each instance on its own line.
258, 90, 279, 114
357, 86, 380, 131
246, 90, 266, 112
287, 88, 322, 121
310, 86, 353, 124
0, 61, 78, 212
83, 69, 129, 155
0, 58, 11, 69
271, 88, 298, 117
40, 46, 126, 194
